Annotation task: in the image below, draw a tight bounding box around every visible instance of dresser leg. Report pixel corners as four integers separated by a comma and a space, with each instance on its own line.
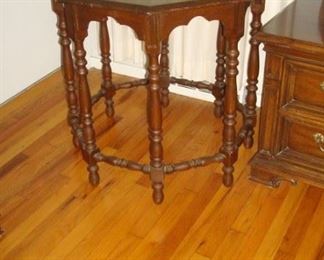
222, 37, 239, 187
145, 42, 164, 204
244, 0, 265, 148
160, 39, 170, 108
100, 18, 115, 118
54, 4, 80, 148
214, 22, 226, 118
74, 37, 100, 186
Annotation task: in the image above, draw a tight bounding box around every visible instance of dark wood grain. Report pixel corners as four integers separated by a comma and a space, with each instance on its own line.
0, 153, 28, 179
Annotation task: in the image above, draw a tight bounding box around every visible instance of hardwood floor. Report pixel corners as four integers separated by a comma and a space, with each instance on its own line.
0, 70, 323, 260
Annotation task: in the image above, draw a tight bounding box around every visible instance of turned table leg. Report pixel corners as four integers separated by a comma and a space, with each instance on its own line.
74, 36, 100, 186
145, 42, 164, 204
244, 0, 265, 148
100, 18, 115, 117
160, 39, 170, 107
222, 36, 239, 187
214, 22, 226, 118
54, 5, 80, 148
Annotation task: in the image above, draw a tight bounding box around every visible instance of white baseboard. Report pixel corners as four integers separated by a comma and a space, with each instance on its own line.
88, 56, 261, 105
89, 56, 215, 103
90, 57, 147, 79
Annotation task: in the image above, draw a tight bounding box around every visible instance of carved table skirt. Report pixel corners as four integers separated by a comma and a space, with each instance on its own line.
52, 0, 265, 204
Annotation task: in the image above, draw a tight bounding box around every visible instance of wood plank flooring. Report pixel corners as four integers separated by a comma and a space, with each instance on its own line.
0, 70, 323, 260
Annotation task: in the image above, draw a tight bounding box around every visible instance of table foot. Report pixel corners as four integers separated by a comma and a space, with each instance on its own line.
223, 166, 234, 187
152, 183, 164, 204
88, 165, 100, 186
151, 170, 164, 204
243, 132, 254, 148
105, 103, 115, 118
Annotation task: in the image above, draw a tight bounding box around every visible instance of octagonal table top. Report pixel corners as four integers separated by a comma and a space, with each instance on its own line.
59, 0, 250, 11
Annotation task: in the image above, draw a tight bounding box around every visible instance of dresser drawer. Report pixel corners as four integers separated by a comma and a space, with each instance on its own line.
285, 61, 324, 108
286, 121, 324, 160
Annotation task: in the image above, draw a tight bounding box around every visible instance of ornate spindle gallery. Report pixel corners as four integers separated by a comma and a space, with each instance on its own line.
51, 0, 265, 204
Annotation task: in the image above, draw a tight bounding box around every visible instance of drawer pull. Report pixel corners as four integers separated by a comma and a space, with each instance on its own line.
313, 133, 324, 152
320, 82, 324, 91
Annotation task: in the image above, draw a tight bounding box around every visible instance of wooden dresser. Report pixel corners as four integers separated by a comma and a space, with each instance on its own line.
250, 0, 324, 188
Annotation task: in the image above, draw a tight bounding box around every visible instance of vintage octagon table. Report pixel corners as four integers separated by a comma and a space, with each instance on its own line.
51, 0, 265, 204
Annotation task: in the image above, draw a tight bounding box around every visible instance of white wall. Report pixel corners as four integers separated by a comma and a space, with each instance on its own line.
0, 0, 60, 104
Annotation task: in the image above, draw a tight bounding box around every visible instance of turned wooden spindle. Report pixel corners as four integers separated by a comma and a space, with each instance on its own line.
244, 0, 265, 148
222, 37, 239, 187
54, 4, 80, 148
99, 18, 115, 117
145, 42, 164, 204
214, 22, 226, 118
160, 39, 170, 107
74, 38, 100, 186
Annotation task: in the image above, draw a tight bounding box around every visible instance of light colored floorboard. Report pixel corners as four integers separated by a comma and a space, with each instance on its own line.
0, 70, 323, 260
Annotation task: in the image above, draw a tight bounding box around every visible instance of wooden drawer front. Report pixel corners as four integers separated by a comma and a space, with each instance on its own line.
285, 62, 324, 108
264, 54, 283, 80
287, 121, 324, 159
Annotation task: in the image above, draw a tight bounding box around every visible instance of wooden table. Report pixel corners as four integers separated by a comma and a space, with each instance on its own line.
51, 0, 265, 204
